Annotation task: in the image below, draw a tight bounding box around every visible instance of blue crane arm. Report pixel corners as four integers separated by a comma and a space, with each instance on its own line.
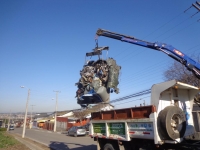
96, 29, 200, 79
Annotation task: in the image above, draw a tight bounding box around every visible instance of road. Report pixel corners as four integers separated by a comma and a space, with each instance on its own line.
9, 128, 97, 150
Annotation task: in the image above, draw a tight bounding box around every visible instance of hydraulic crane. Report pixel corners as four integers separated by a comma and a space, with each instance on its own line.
96, 29, 200, 79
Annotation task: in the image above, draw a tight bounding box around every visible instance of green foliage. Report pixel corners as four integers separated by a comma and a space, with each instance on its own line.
0, 132, 18, 148
0, 128, 7, 131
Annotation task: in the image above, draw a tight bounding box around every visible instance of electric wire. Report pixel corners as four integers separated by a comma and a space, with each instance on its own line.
110, 89, 151, 103
113, 96, 150, 106
153, 16, 191, 41
119, 60, 168, 83
117, 60, 169, 86
120, 75, 163, 90
160, 20, 198, 41
119, 76, 163, 93
143, 12, 184, 39
110, 8, 199, 65
110, 14, 191, 62
115, 40, 200, 90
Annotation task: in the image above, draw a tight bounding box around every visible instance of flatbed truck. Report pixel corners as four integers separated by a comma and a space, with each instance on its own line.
89, 80, 200, 150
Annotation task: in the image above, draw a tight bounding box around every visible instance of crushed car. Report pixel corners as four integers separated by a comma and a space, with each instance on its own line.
75, 47, 121, 107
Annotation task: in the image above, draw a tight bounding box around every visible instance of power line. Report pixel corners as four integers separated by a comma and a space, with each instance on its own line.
109, 10, 190, 61
111, 2, 199, 66
153, 17, 191, 41
119, 60, 168, 83
110, 89, 151, 103
144, 12, 184, 39
160, 20, 197, 41
191, 2, 200, 17
119, 76, 162, 93
113, 96, 150, 106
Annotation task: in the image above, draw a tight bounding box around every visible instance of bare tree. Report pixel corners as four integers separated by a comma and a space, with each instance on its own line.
163, 55, 200, 106
164, 61, 200, 87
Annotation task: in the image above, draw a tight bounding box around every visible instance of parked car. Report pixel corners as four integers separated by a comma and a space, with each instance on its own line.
83, 123, 90, 131
67, 126, 86, 137
9, 125, 14, 130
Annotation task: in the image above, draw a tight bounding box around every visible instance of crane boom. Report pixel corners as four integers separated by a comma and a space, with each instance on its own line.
96, 28, 200, 79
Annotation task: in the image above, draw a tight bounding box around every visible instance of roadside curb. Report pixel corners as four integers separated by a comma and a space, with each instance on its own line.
9, 132, 62, 150
14, 136, 44, 150
23, 136, 62, 150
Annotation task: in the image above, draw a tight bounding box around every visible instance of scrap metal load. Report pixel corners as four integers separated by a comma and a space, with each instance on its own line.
75, 47, 121, 107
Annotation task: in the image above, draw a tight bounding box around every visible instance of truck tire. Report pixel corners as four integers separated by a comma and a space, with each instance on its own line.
103, 143, 115, 150
159, 106, 186, 140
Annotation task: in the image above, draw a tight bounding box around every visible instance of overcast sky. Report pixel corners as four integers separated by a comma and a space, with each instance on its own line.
0, 0, 200, 113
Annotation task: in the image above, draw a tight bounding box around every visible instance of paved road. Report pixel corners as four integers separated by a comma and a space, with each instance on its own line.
9, 128, 97, 150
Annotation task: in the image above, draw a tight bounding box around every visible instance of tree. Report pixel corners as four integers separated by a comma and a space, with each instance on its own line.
164, 61, 200, 87
4, 119, 8, 125
163, 56, 200, 107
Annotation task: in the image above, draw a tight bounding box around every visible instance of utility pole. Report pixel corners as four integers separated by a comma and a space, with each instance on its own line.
22, 88, 30, 138
53, 90, 60, 132
7, 110, 11, 131
30, 105, 35, 129
184, 1, 200, 18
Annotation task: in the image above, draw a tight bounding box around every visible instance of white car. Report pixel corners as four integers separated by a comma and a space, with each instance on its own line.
67, 126, 86, 137
9, 125, 14, 130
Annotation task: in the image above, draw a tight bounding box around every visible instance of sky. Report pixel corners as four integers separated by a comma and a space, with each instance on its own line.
0, 0, 200, 113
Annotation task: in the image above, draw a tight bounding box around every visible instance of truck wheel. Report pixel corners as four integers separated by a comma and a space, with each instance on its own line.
159, 106, 186, 140
103, 143, 115, 150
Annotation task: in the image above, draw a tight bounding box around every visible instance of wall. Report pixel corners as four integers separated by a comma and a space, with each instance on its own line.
56, 117, 68, 131
42, 121, 54, 131
67, 118, 90, 130
193, 104, 200, 132
41, 117, 90, 131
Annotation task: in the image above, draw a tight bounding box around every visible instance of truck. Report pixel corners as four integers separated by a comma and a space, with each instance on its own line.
88, 29, 200, 150
89, 80, 200, 150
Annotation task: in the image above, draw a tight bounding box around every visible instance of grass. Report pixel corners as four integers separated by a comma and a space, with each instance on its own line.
0, 131, 30, 150
0, 131, 19, 148
0, 128, 7, 131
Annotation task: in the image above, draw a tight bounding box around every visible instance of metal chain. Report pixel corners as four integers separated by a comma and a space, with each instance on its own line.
95, 35, 99, 48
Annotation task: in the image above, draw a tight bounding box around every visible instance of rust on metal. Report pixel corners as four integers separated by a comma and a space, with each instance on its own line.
91, 105, 156, 120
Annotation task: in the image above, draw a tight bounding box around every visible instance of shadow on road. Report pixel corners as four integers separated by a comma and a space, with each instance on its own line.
49, 141, 96, 150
